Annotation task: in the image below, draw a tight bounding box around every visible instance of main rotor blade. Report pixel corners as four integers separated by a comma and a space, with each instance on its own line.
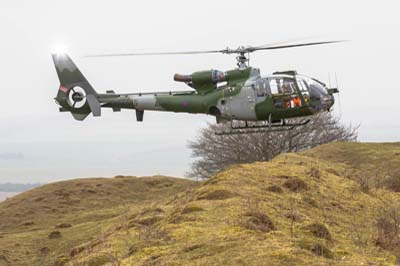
84, 39, 346, 58
247, 40, 347, 52
85, 49, 224, 58
250, 36, 317, 49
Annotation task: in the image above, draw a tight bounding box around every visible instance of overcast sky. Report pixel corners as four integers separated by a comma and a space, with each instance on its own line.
0, 0, 399, 183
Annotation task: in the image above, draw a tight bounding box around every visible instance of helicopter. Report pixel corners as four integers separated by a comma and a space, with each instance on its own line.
52, 40, 342, 134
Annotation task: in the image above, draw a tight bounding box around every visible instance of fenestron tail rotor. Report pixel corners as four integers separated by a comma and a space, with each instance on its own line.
68, 86, 87, 109
85, 39, 347, 68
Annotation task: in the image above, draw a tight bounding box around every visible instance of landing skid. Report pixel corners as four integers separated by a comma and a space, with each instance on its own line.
215, 119, 310, 135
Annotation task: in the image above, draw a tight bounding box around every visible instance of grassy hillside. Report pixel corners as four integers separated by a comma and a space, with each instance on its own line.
0, 176, 197, 266
1, 142, 400, 266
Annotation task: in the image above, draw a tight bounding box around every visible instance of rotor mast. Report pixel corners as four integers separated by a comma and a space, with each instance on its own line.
236, 52, 249, 69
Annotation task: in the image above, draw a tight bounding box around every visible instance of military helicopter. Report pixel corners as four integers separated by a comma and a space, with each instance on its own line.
52, 40, 342, 134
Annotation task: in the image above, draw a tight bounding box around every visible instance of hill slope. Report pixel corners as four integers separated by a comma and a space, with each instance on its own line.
1, 142, 400, 266
0, 176, 197, 266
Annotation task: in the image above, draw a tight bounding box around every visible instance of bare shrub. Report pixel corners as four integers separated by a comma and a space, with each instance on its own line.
188, 112, 358, 179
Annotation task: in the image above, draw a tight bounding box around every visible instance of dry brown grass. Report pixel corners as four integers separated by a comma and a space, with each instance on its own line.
2, 142, 400, 266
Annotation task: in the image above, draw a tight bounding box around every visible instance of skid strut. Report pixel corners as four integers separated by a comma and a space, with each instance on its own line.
215, 118, 310, 135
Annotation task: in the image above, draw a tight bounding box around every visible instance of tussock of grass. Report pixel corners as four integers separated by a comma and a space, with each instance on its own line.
197, 189, 236, 200
304, 223, 332, 241
266, 185, 283, 193
181, 205, 204, 214
298, 240, 334, 259
241, 211, 275, 232
48, 231, 62, 239
283, 177, 309, 192
86, 254, 114, 266
55, 223, 72, 229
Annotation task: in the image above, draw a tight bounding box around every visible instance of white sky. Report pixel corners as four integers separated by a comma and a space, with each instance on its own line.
0, 0, 399, 183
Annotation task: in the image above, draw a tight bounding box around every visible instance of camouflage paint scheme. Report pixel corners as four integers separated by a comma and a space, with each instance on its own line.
52, 54, 336, 122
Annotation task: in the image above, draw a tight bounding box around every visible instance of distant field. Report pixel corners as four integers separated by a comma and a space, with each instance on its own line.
0, 191, 16, 201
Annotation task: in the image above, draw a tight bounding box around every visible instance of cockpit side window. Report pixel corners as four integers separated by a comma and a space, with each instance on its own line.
269, 78, 296, 95
270, 79, 279, 94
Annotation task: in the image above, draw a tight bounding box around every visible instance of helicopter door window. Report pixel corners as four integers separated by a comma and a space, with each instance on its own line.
270, 78, 296, 95
255, 79, 267, 97
281, 79, 296, 94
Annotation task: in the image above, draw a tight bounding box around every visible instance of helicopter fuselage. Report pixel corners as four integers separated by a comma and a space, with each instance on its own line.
52, 54, 337, 123
98, 68, 335, 122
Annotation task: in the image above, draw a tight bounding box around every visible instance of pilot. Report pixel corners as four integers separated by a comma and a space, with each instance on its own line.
281, 83, 291, 94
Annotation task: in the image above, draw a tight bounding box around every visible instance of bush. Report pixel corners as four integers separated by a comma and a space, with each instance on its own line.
188, 112, 358, 179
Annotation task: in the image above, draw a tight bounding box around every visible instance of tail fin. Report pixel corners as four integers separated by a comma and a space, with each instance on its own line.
52, 53, 101, 120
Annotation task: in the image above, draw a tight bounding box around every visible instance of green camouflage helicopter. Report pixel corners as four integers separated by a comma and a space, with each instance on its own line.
52, 40, 341, 134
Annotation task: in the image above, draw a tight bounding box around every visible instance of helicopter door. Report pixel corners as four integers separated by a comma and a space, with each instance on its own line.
269, 78, 300, 109
226, 85, 257, 120
296, 78, 310, 104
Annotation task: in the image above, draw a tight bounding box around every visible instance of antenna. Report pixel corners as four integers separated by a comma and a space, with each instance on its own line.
334, 72, 342, 118
328, 73, 332, 89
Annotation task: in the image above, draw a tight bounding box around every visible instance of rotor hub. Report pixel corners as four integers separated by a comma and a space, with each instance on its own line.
72, 92, 84, 102
236, 52, 249, 68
